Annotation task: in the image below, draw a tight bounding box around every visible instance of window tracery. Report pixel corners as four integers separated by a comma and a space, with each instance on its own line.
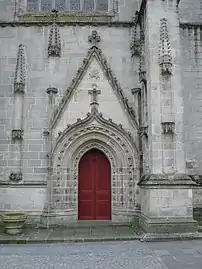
27, 0, 108, 12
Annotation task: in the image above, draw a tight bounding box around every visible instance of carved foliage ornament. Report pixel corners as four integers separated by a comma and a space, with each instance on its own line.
161, 122, 175, 134
159, 18, 172, 75
53, 139, 136, 209
55, 124, 135, 168
12, 129, 24, 141
9, 172, 23, 182
53, 108, 138, 155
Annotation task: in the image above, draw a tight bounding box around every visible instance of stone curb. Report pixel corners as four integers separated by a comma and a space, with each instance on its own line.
139, 232, 202, 242
0, 235, 141, 244
1, 233, 202, 244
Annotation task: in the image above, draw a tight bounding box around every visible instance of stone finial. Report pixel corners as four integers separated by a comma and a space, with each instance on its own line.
159, 18, 172, 75
130, 11, 141, 57
88, 31, 101, 47
48, 10, 61, 57
161, 122, 175, 134
139, 30, 146, 81
12, 129, 24, 141
14, 44, 26, 93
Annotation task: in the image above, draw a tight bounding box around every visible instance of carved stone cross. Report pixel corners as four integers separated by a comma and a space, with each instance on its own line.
88, 30, 101, 47
88, 84, 101, 103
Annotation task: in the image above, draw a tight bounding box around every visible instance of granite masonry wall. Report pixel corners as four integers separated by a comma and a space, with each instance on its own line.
0, 12, 138, 220
180, 25, 202, 214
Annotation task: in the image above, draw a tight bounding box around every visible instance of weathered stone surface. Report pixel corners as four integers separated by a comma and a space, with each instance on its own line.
0, 0, 201, 232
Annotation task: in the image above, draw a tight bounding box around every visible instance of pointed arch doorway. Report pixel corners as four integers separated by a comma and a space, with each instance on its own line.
78, 148, 111, 220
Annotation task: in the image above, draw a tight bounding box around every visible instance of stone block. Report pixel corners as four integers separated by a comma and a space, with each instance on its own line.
193, 207, 202, 219
22, 152, 39, 160
34, 168, 47, 174
28, 160, 42, 167
139, 174, 198, 234
139, 214, 198, 234
0, 160, 7, 167
28, 145, 43, 152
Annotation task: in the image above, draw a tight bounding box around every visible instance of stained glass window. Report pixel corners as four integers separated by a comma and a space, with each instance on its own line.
27, 0, 108, 13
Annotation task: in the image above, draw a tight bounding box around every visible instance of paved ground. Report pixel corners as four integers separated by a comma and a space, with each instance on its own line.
0, 240, 202, 269
0, 225, 139, 243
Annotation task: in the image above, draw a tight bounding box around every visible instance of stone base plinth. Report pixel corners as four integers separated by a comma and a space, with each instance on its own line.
40, 208, 137, 228
139, 214, 198, 234
138, 173, 198, 234
40, 210, 77, 228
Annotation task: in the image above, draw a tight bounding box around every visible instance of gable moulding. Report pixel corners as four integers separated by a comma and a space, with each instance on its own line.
51, 45, 139, 130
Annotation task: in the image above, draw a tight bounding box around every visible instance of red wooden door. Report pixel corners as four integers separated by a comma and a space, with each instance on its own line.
78, 149, 111, 220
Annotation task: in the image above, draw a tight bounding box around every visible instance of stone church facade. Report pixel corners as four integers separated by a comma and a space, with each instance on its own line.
0, 0, 202, 234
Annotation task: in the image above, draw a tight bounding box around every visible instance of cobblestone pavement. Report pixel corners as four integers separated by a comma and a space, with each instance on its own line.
0, 240, 202, 269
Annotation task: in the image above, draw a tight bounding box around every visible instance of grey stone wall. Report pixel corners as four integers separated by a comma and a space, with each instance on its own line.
0, 186, 46, 225
0, 0, 16, 22
0, 25, 136, 183
0, 0, 139, 218
179, 0, 202, 23
0, 0, 139, 22
180, 26, 202, 175
180, 25, 202, 210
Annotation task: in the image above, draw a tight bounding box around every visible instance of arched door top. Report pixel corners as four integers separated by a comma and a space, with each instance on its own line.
78, 148, 111, 220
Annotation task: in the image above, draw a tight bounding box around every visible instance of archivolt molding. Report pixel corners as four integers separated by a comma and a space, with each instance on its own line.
50, 108, 139, 210
51, 44, 138, 129
53, 108, 138, 154
51, 109, 138, 169
73, 141, 117, 172
52, 137, 137, 210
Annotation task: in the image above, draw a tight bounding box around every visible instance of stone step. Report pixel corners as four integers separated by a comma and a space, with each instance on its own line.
64, 220, 131, 229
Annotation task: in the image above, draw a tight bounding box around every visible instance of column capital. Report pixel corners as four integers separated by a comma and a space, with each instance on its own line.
46, 87, 58, 95
131, 87, 141, 95
138, 173, 197, 187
